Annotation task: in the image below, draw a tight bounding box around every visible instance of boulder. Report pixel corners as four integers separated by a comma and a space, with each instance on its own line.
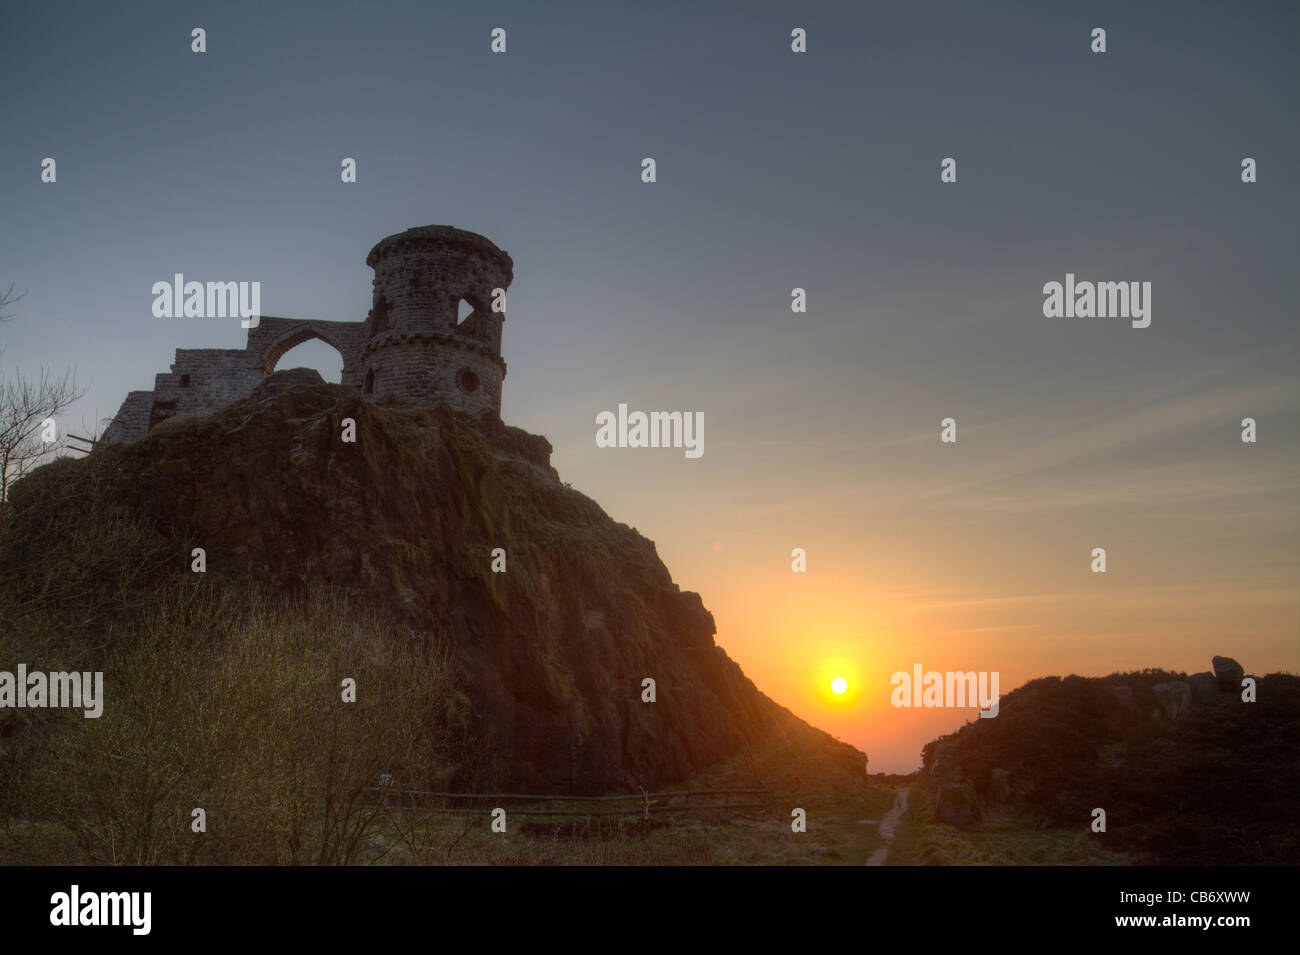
1152, 681, 1191, 721
1189, 672, 1219, 704
1212, 656, 1244, 692
936, 777, 980, 826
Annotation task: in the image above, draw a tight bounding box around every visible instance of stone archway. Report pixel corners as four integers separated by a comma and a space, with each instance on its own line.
260, 325, 348, 379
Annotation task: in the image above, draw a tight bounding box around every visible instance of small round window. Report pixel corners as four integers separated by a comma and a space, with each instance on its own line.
456, 368, 480, 393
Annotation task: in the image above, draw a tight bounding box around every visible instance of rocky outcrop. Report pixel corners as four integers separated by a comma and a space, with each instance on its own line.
1212, 656, 1244, 692
1189, 672, 1219, 704
4, 370, 866, 794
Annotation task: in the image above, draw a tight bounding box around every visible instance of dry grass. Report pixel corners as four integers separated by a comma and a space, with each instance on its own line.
0, 586, 473, 865
885, 785, 1132, 866
363, 802, 890, 866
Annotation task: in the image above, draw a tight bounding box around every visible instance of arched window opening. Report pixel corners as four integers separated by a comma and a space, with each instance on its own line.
271, 338, 344, 383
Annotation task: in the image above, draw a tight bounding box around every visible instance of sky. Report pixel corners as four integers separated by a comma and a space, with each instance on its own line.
1, 0, 1296, 772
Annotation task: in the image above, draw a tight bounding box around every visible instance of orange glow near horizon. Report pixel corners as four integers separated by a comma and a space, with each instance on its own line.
546, 347, 1300, 775
654, 526, 1295, 775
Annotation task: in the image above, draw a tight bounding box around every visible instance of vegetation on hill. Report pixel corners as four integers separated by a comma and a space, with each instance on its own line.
906, 670, 1299, 865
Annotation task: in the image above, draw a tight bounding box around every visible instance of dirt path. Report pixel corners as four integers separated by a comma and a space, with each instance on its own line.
864, 787, 908, 866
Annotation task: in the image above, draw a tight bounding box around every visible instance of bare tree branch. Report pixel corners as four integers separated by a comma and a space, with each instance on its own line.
0, 284, 87, 511
0, 283, 24, 323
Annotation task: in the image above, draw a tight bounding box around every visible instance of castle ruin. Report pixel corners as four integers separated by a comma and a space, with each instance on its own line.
102, 225, 513, 443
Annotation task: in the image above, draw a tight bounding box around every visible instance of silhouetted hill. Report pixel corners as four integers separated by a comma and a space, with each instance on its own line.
0, 369, 865, 796
916, 667, 1299, 864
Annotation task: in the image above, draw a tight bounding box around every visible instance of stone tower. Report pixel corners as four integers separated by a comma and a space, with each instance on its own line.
362, 225, 513, 417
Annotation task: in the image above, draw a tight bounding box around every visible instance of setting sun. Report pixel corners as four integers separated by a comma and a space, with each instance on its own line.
810, 657, 864, 708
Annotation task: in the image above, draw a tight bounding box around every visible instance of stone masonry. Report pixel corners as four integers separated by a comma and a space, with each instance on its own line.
102, 225, 513, 444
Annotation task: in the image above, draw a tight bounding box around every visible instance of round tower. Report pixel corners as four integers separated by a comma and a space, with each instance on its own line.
361, 225, 513, 417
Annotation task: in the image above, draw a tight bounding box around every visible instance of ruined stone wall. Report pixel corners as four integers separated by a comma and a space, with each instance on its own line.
101, 392, 155, 444
102, 321, 362, 444
101, 226, 514, 444
101, 348, 259, 444
160, 349, 264, 418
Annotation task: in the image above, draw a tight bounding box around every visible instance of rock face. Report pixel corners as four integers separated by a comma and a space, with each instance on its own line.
4, 370, 865, 794
1189, 672, 1219, 704
936, 777, 980, 826
1152, 681, 1191, 721
1212, 656, 1244, 692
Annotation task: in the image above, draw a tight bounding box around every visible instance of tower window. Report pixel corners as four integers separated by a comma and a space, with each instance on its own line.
363, 369, 375, 394
456, 368, 480, 393
179, 374, 191, 388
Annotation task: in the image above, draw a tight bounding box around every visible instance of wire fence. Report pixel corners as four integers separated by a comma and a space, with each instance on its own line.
368, 786, 769, 820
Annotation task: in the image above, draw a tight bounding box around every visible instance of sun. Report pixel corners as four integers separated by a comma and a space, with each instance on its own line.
813, 658, 862, 706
